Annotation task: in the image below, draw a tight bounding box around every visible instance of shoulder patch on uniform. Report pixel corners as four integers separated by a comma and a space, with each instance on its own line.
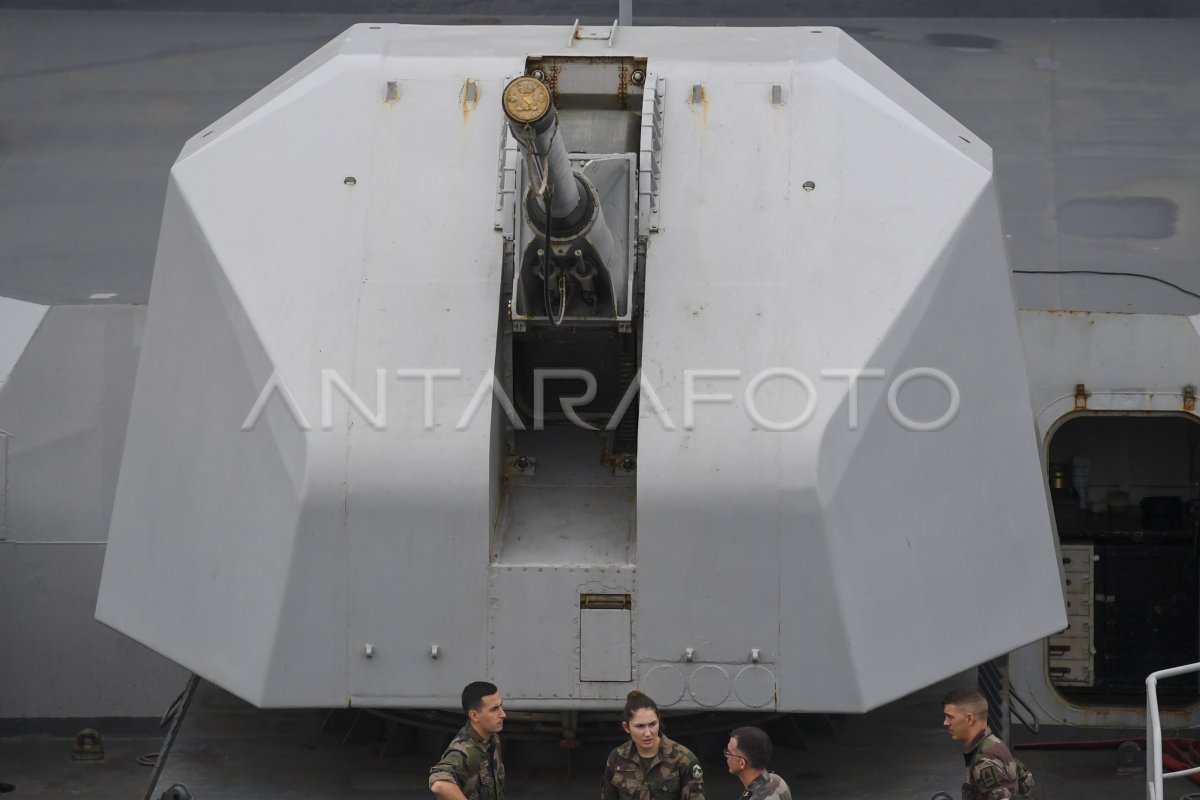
691, 764, 703, 780
978, 763, 1001, 789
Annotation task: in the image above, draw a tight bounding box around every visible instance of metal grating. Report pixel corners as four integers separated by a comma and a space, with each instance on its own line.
977, 657, 1008, 740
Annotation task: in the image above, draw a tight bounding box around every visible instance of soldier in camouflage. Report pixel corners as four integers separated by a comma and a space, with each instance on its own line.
601, 690, 705, 800
942, 687, 1034, 800
429, 681, 506, 800
725, 726, 792, 800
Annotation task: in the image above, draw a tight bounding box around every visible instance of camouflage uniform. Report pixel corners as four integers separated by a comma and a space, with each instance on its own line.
429, 723, 505, 800
738, 771, 792, 800
961, 728, 1031, 800
601, 735, 706, 800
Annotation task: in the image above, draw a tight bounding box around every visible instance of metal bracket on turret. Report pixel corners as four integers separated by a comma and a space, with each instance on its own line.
567, 19, 620, 48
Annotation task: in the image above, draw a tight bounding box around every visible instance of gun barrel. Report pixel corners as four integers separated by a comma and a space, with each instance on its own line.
502, 77, 584, 221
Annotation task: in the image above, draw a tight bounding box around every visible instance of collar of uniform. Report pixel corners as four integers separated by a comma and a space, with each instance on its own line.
657, 734, 683, 762
962, 727, 992, 758
746, 772, 770, 792
617, 734, 678, 766
461, 723, 498, 750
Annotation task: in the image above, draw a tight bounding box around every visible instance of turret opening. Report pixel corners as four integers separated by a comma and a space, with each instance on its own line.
1046, 413, 1200, 709
491, 56, 653, 569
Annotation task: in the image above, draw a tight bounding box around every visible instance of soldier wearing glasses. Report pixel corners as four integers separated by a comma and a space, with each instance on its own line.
725, 727, 792, 800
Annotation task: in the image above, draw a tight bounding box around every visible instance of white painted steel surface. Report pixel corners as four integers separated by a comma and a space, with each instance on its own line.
0, 297, 46, 391
97, 24, 1065, 710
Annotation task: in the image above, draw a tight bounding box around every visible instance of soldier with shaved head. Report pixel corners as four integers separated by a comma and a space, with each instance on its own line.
942, 687, 1033, 800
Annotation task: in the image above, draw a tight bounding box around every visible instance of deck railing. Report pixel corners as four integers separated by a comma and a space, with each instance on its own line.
1146, 661, 1200, 800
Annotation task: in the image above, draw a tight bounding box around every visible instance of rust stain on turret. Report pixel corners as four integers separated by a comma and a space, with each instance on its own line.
688, 84, 708, 127
461, 78, 480, 125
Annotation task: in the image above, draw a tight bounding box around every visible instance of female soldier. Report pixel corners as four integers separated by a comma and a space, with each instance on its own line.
601, 690, 706, 800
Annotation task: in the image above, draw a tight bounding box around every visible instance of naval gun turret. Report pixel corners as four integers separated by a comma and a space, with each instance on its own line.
97, 23, 1066, 713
